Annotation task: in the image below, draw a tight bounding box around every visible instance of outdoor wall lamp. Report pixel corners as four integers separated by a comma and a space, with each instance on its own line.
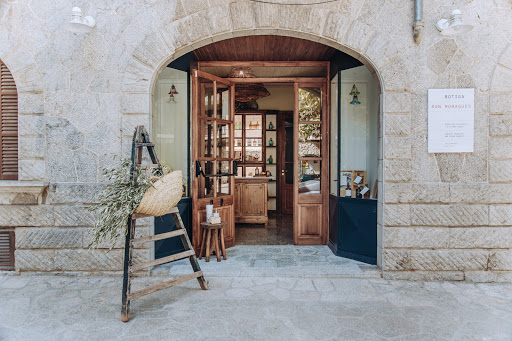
62, 7, 96, 34
436, 9, 473, 36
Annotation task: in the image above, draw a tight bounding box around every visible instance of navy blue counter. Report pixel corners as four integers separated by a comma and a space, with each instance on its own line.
154, 198, 192, 259
329, 196, 377, 265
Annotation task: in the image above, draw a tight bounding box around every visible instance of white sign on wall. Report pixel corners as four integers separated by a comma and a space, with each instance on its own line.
428, 88, 474, 153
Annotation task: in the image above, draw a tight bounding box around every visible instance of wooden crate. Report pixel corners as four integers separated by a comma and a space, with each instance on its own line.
340, 170, 367, 198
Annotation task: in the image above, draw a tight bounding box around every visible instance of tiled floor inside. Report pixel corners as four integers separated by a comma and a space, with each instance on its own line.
235, 213, 293, 245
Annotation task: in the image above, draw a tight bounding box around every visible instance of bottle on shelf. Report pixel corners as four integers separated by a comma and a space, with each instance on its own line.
345, 183, 352, 197
268, 155, 273, 164
268, 138, 274, 146
268, 121, 274, 130
356, 185, 362, 199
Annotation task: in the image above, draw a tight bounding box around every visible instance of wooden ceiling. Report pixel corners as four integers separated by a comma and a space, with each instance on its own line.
192, 36, 337, 62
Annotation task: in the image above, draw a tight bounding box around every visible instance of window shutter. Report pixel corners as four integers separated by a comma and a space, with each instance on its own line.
0, 230, 14, 270
0, 61, 18, 180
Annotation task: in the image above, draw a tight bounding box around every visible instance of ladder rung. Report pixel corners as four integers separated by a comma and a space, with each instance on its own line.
131, 250, 195, 272
135, 142, 155, 147
132, 229, 185, 245
127, 271, 203, 300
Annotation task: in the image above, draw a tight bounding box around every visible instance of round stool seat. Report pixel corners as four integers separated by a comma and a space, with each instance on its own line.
199, 221, 227, 262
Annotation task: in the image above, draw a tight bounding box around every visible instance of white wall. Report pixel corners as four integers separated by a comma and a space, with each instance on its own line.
153, 67, 189, 190
339, 66, 379, 194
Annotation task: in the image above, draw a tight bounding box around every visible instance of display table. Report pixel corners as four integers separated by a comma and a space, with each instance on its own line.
234, 177, 270, 227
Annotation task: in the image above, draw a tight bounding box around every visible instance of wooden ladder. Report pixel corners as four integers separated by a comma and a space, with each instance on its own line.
121, 125, 208, 322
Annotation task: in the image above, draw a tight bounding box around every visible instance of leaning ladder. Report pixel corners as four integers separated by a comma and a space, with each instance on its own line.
121, 125, 208, 322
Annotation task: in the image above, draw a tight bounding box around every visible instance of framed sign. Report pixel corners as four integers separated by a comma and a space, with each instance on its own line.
428, 88, 474, 153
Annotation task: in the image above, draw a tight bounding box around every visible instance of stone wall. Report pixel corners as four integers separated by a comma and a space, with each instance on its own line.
0, 0, 511, 281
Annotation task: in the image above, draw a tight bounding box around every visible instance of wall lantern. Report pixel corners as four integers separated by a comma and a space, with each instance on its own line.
62, 7, 96, 34
349, 84, 361, 105
168, 85, 179, 102
436, 9, 473, 36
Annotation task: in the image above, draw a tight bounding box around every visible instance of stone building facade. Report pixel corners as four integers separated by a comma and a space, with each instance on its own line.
0, 0, 511, 281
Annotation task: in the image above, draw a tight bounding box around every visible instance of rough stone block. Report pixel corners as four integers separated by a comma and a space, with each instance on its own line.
410, 205, 488, 226
54, 249, 149, 271
15, 250, 55, 271
382, 271, 464, 282
88, 71, 123, 93
207, 4, 231, 34
384, 92, 411, 113
384, 205, 410, 226
459, 149, 488, 183
435, 154, 464, 182
73, 148, 98, 183
344, 20, 373, 52
490, 65, 512, 92
15, 227, 83, 249
382, 249, 410, 270
18, 114, 44, 136
322, 11, 351, 41
121, 93, 150, 114
411, 148, 440, 182
45, 117, 84, 150
19, 159, 45, 181
488, 251, 512, 270
49, 183, 104, 204
410, 249, 489, 271
83, 226, 150, 250
278, 5, 311, 31
464, 271, 512, 283
122, 58, 153, 93
17, 93, 44, 114
384, 137, 411, 159
449, 227, 512, 249
46, 144, 76, 182
384, 227, 449, 248
229, 1, 255, 30
427, 39, 458, 75
384, 184, 450, 204
450, 184, 512, 204
489, 205, 512, 226
19, 136, 44, 159
14, 65, 43, 93
384, 114, 410, 136
489, 115, 512, 136
0, 205, 54, 227
254, 2, 278, 28
121, 114, 150, 137
53, 205, 95, 227
384, 159, 411, 182
489, 137, 512, 159
490, 94, 512, 114
489, 160, 512, 182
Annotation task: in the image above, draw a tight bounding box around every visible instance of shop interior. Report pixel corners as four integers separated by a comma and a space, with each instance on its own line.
152, 36, 379, 263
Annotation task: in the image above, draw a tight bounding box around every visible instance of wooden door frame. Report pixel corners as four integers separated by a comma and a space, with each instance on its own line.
191, 70, 236, 251
293, 81, 330, 245
277, 111, 294, 214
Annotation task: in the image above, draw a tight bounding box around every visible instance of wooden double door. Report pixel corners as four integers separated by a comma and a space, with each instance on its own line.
192, 71, 329, 248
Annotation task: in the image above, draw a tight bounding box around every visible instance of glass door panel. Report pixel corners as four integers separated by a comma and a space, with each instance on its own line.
199, 120, 214, 158
202, 81, 214, 117
217, 85, 230, 120
298, 87, 322, 121
217, 123, 230, 158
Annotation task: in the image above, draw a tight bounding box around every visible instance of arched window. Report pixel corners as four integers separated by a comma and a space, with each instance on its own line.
0, 60, 18, 180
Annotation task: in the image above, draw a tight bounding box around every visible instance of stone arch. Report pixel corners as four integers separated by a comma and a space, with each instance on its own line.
120, 8, 396, 268
0, 38, 45, 181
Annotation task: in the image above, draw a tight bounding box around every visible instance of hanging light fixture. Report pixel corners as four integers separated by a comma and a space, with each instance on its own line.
349, 84, 361, 105
228, 67, 270, 102
62, 7, 96, 34
436, 9, 473, 36
168, 84, 179, 102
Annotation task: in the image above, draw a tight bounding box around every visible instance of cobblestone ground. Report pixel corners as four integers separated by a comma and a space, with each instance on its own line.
1, 270, 512, 340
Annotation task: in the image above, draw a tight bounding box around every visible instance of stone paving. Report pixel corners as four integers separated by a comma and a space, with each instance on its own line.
1, 246, 512, 341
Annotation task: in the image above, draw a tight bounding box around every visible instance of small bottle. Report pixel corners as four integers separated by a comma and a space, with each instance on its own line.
269, 138, 274, 146
255, 168, 259, 175
356, 185, 362, 199
345, 183, 352, 197
268, 155, 273, 164
268, 121, 274, 130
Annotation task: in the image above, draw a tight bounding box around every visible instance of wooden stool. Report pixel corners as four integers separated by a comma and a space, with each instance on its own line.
199, 221, 227, 262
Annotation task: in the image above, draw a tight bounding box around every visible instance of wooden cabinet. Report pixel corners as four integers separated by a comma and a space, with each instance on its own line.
234, 178, 269, 227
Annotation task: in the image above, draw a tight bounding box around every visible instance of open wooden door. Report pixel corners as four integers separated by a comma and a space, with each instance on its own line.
294, 83, 329, 245
192, 70, 236, 252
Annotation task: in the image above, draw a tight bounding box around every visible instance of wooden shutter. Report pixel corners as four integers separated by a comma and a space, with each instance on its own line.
0, 230, 14, 269
0, 61, 18, 180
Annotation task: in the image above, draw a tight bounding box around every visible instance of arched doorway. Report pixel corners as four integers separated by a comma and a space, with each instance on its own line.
152, 35, 381, 265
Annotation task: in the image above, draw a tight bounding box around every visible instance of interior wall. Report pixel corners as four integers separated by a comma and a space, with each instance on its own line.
153, 67, 189, 194
339, 66, 379, 194
256, 85, 294, 110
